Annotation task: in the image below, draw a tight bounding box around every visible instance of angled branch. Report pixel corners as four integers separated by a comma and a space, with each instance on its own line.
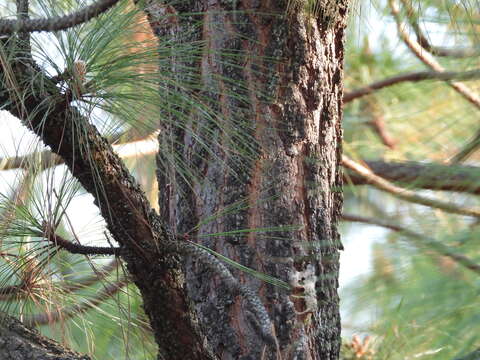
390, 0, 480, 163
344, 69, 480, 103
368, 115, 396, 149
342, 155, 480, 217
0, 0, 120, 34
342, 213, 480, 275
345, 160, 480, 195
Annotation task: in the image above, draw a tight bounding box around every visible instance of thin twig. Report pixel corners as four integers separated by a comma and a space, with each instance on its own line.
368, 115, 396, 149
342, 155, 480, 218
342, 213, 480, 275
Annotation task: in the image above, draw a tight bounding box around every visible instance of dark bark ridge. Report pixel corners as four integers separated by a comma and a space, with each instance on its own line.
151, 0, 348, 359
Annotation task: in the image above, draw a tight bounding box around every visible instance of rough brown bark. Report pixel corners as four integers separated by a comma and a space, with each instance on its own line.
152, 1, 348, 359
0, 314, 90, 360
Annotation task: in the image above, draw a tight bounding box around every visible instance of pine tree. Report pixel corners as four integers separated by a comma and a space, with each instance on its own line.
0, 0, 348, 359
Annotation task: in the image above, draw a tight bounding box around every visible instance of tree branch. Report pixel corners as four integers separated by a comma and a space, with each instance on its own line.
344, 69, 480, 103
342, 213, 480, 275
0, 0, 121, 34
342, 155, 480, 217
0, 131, 158, 171
345, 160, 480, 195
43, 223, 121, 256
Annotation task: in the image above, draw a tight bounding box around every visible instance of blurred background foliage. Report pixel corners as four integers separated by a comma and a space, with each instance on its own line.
0, 0, 479, 359
342, 0, 480, 359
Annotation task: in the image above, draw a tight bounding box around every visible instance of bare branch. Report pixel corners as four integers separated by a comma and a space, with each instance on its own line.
372, 2, 480, 165
345, 160, 480, 195
342, 213, 480, 275
344, 69, 480, 103
0, 0, 121, 34
368, 115, 396, 149
342, 155, 480, 217
0, 131, 158, 171
388, 0, 480, 110
400, 0, 480, 58
43, 223, 120, 256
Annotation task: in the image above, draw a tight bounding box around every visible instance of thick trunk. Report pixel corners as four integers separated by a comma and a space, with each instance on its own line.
153, 1, 348, 359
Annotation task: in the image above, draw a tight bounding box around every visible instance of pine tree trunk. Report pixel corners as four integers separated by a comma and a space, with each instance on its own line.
151, 1, 349, 359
